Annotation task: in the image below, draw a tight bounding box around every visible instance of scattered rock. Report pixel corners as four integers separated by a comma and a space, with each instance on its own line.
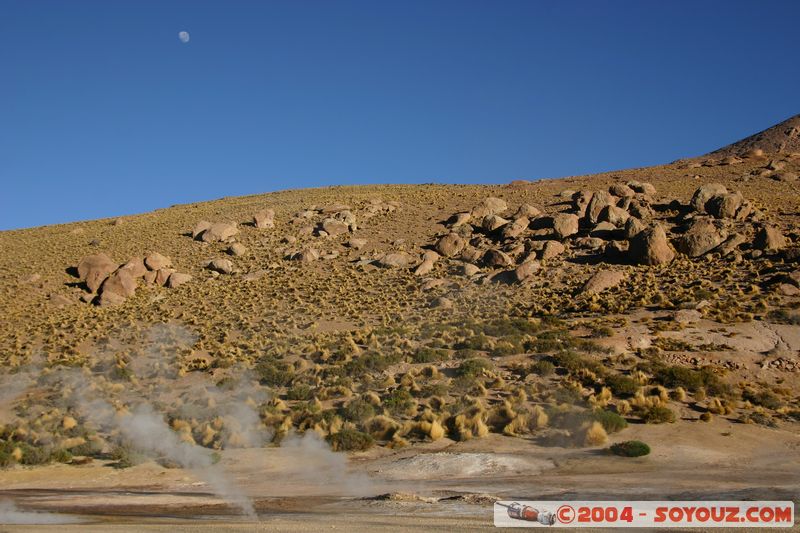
207, 258, 234, 274
470, 197, 508, 219
706, 191, 743, 219
321, 218, 350, 236
552, 213, 579, 240
482, 214, 509, 232
77, 254, 117, 293
482, 249, 513, 268
144, 252, 172, 271
253, 209, 275, 229
448, 212, 472, 228
540, 240, 566, 260
430, 296, 453, 309
626, 181, 656, 195
99, 269, 137, 300
586, 191, 613, 225
200, 222, 239, 243
629, 224, 675, 265
155, 268, 176, 286
754, 225, 786, 252
167, 272, 192, 288
119, 257, 147, 278
674, 218, 725, 257
609, 183, 635, 198
514, 259, 540, 282
501, 217, 528, 239
291, 248, 319, 263
348, 238, 367, 250
581, 270, 626, 294
377, 252, 413, 268
690, 183, 728, 213
514, 204, 541, 219
460, 263, 480, 276
191, 220, 212, 239
435, 233, 466, 257
599, 205, 629, 227
624, 217, 646, 239
228, 243, 247, 257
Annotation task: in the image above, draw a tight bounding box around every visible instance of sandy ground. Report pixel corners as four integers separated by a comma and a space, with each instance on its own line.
1, 417, 798, 531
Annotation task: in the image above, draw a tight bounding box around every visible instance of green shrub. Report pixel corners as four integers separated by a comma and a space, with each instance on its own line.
341, 399, 375, 423
530, 359, 555, 377
592, 409, 628, 433
110, 444, 147, 468
287, 384, 313, 401
50, 448, 73, 463
454, 334, 493, 352
383, 389, 415, 415
551, 351, 600, 374
255, 359, 294, 386
412, 347, 450, 364
653, 365, 703, 391
605, 374, 638, 397
457, 358, 493, 377
743, 389, 782, 410
640, 405, 676, 424
610, 440, 650, 457
326, 428, 374, 452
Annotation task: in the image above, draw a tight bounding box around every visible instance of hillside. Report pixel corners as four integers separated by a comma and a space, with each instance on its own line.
0, 118, 798, 523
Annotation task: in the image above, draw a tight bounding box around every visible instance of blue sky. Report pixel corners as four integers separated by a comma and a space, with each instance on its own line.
1, 1, 798, 230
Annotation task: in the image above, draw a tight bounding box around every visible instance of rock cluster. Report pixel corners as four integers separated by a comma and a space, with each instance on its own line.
75, 251, 191, 306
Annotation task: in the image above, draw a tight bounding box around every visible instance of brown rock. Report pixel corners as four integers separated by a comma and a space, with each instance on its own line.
119, 257, 147, 278
253, 209, 275, 229
599, 205, 630, 227
514, 259, 540, 282
482, 249, 513, 268
167, 272, 192, 288
470, 197, 508, 219
435, 233, 466, 257
228, 243, 247, 256
144, 252, 172, 271
502, 217, 529, 239
540, 240, 566, 260
609, 183, 635, 198
377, 252, 413, 268
626, 180, 656, 195
690, 183, 728, 213
321, 218, 349, 236
200, 222, 239, 243
674, 219, 725, 257
552, 213, 579, 240
514, 204, 541, 219
347, 238, 367, 250
586, 191, 613, 225
77, 253, 117, 293
482, 214, 509, 232
448, 212, 472, 228
754, 225, 786, 252
155, 268, 175, 286
581, 270, 626, 294
706, 192, 743, 219
100, 269, 136, 299
629, 224, 675, 265
191, 220, 212, 239
207, 258, 234, 274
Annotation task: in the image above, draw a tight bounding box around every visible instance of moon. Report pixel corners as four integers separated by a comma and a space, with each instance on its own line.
178, 31, 190, 44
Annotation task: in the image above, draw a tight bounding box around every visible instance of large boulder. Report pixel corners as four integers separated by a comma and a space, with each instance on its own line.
540, 240, 566, 260
99, 269, 137, 304
119, 257, 147, 278
609, 183, 635, 198
514, 259, 540, 282
482, 214, 509, 232
586, 191, 613, 225
321, 218, 350, 236
167, 272, 193, 288
572, 190, 593, 217
706, 192, 743, 219
376, 252, 413, 268
448, 212, 472, 228
470, 197, 508, 219
435, 233, 466, 257
77, 253, 117, 293
144, 252, 171, 271
253, 209, 275, 229
629, 224, 675, 265
553, 213, 580, 240
482, 249, 513, 268
514, 204, 541, 219
581, 270, 626, 294
674, 218, 726, 257
502, 217, 529, 239
191, 220, 213, 239
207, 258, 234, 274
754, 225, 787, 252
626, 181, 656, 196
200, 222, 239, 243
599, 205, 630, 227
690, 183, 728, 213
